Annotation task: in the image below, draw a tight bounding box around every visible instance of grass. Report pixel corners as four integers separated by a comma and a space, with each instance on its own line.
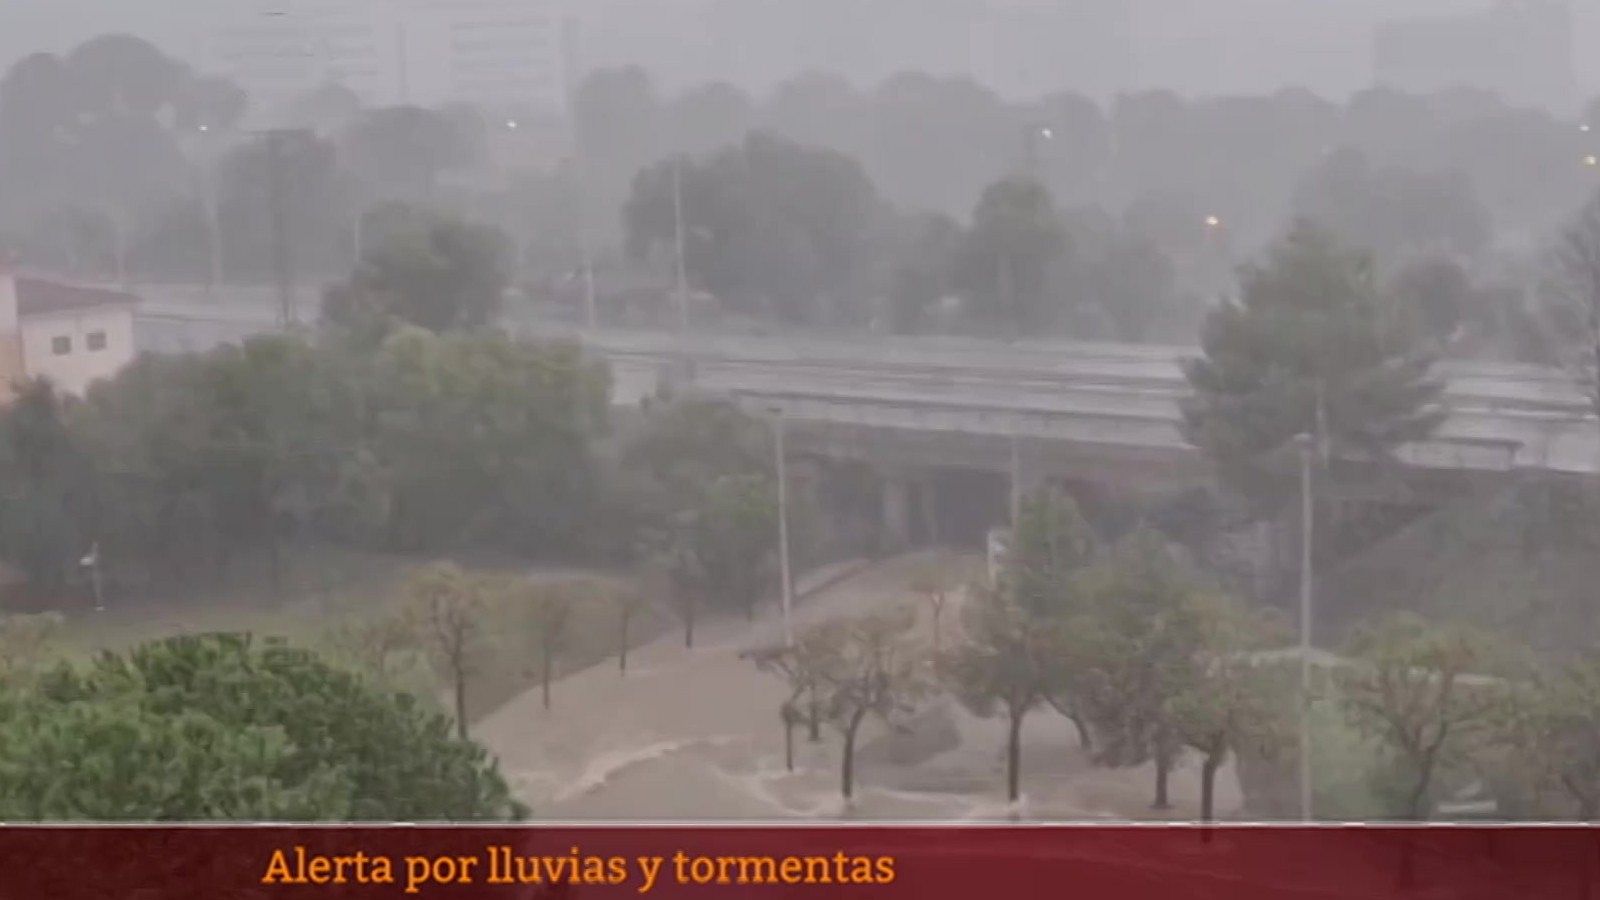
27, 543, 665, 728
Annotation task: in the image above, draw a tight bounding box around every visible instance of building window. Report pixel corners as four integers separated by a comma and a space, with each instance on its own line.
51, 336, 71, 356
87, 331, 107, 352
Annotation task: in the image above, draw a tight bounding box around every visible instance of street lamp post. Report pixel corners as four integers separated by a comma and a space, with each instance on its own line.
1293, 428, 1316, 823
80, 543, 104, 612
673, 153, 689, 333
772, 406, 794, 647
196, 124, 225, 294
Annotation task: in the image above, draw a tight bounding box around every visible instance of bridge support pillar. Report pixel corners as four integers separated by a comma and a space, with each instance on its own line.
918, 476, 941, 547
882, 475, 914, 553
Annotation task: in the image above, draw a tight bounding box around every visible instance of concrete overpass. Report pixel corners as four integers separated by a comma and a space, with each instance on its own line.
556, 326, 1600, 479
519, 325, 1600, 549
129, 297, 1600, 540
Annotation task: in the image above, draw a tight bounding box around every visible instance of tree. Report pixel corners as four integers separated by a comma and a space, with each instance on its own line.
1009, 489, 1094, 620
624, 132, 884, 323
611, 586, 650, 676
1073, 529, 1211, 810
0, 633, 525, 821
1549, 193, 1600, 422
1291, 148, 1491, 261
909, 560, 964, 656
747, 632, 834, 772
883, 212, 962, 334
1007, 489, 1096, 749
1169, 595, 1294, 823
689, 474, 779, 619
1339, 612, 1506, 821
518, 579, 575, 711
808, 606, 930, 802
323, 209, 512, 335
325, 608, 417, 686
405, 563, 490, 740
1182, 222, 1445, 509
340, 105, 481, 199
1500, 654, 1600, 819
0, 612, 65, 688
0, 380, 93, 597
359, 329, 610, 555
952, 177, 1067, 335
943, 583, 1056, 804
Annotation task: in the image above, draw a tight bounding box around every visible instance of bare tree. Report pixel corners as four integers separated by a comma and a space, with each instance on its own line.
746, 632, 833, 772
404, 563, 489, 740
809, 606, 931, 802
325, 608, 417, 684
910, 560, 963, 656
520, 580, 576, 711
612, 585, 650, 676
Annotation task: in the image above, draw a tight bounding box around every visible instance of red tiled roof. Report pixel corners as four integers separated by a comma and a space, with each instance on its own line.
15, 277, 141, 317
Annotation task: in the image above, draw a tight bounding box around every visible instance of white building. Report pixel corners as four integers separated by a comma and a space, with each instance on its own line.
0, 267, 141, 400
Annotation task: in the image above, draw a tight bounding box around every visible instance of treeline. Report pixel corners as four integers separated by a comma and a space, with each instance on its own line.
750, 488, 1600, 823
6, 35, 1598, 348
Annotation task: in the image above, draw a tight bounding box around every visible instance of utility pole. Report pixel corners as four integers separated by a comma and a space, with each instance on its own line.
1010, 427, 1023, 527
267, 131, 294, 332
196, 125, 224, 294
562, 16, 597, 331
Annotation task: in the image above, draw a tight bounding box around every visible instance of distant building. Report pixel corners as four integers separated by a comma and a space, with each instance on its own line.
207, 0, 390, 112
1374, 0, 1576, 108
205, 0, 571, 117
0, 266, 141, 400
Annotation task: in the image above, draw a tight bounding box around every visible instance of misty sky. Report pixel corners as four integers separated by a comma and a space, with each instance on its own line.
1, 0, 1597, 108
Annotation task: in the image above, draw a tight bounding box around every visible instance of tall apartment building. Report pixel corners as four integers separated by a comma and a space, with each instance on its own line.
205, 0, 570, 116
1374, 0, 1576, 109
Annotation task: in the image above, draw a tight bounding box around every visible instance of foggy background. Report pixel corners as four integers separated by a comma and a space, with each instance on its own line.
3, 0, 1597, 112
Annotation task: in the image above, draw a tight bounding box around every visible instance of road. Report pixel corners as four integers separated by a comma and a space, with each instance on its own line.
474, 552, 1240, 822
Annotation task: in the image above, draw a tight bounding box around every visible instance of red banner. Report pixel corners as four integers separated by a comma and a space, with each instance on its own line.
2, 826, 1599, 899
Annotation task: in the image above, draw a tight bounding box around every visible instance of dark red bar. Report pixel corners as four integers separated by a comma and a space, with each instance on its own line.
2, 826, 1599, 899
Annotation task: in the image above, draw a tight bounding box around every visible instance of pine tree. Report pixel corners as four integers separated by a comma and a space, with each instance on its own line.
1182, 222, 1445, 508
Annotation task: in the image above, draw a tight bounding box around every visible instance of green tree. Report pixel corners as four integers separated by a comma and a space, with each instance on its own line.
0, 611, 65, 688
0, 380, 93, 596
1497, 654, 1600, 819
1009, 489, 1095, 619
943, 583, 1057, 803
624, 132, 884, 324
664, 473, 780, 621
323, 209, 512, 335
1169, 595, 1294, 822
952, 177, 1067, 335
1182, 222, 1445, 507
361, 329, 610, 555
1006, 489, 1096, 749
1339, 612, 1507, 821
1073, 529, 1211, 810
0, 633, 525, 821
